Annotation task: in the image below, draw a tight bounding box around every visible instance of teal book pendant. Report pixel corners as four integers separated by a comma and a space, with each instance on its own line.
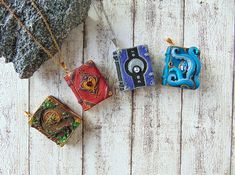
162, 46, 201, 90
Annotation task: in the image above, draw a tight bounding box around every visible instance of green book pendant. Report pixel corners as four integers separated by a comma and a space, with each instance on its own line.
27, 96, 81, 147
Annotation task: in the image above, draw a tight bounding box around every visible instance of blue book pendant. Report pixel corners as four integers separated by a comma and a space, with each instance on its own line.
113, 45, 155, 91
162, 46, 201, 90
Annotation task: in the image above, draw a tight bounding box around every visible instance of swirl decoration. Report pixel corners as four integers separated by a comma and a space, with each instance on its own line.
80, 75, 98, 94
162, 46, 201, 89
30, 96, 81, 146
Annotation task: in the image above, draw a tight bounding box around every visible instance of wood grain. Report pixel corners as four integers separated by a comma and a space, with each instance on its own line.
0, 59, 29, 175
231, 2, 235, 173
132, 0, 184, 175
232, 67, 235, 175
0, 0, 234, 175
83, 1, 133, 175
181, 0, 234, 174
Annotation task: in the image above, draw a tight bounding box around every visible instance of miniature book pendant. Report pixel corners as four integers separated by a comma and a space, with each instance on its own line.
113, 45, 155, 91
162, 46, 201, 89
27, 96, 81, 147
64, 60, 112, 111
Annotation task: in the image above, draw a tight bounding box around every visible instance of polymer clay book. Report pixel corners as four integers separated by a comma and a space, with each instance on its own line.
27, 96, 81, 147
64, 60, 113, 111
162, 46, 201, 90
113, 45, 155, 91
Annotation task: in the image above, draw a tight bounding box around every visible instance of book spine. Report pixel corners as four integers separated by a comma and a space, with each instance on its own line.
113, 51, 125, 91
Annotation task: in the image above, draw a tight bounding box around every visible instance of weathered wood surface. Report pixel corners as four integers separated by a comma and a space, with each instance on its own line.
0, 60, 29, 175
0, 0, 234, 175
181, 1, 234, 174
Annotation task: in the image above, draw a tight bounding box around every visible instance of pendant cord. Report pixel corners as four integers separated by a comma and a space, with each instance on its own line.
166, 38, 175, 46
30, 0, 69, 73
0, 0, 69, 74
92, 0, 120, 49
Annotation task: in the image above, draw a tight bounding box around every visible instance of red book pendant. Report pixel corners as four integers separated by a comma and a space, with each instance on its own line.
64, 60, 112, 111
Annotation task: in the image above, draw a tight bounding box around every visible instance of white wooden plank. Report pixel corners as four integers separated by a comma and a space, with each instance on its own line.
29, 27, 84, 175
83, 1, 133, 175
231, 4, 235, 174
132, 1, 184, 175
232, 72, 235, 175
181, 0, 234, 174
0, 59, 29, 175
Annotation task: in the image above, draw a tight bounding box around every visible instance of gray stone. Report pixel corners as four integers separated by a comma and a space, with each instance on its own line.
0, 0, 91, 78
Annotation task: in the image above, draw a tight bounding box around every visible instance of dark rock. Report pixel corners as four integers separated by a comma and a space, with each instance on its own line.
0, 0, 91, 78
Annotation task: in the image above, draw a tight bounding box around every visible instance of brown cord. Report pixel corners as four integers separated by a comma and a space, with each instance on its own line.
166, 38, 175, 45
0, 0, 69, 74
